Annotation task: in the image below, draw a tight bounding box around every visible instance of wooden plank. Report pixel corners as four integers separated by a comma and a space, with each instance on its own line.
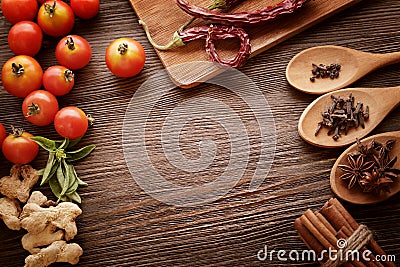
1, 1, 400, 266
130, 0, 362, 85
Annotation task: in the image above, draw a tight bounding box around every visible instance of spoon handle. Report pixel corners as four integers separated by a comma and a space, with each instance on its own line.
371, 51, 400, 68
374, 86, 400, 116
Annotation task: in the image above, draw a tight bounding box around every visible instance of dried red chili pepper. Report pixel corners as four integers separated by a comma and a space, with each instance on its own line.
175, 0, 308, 27
140, 21, 251, 68
205, 24, 250, 68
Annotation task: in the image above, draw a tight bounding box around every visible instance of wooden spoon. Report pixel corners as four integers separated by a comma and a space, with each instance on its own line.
286, 45, 400, 94
298, 86, 400, 148
330, 131, 400, 204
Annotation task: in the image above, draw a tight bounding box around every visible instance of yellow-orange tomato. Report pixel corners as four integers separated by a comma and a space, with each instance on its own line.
2, 55, 43, 98
105, 38, 145, 78
37, 0, 75, 37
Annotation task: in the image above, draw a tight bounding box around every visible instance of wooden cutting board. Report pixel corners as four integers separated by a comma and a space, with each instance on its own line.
129, 0, 362, 86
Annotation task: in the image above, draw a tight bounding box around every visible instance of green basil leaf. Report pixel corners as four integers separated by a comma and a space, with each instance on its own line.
56, 164, 66, 197
54, 140, 65, 147
77, 178, 88, 186
70, 165, 88, 186
45, 160, 60, 185
59, 138, 70, 150
49, 176, 69, 202
37, 168, 45, 176
66, 145, 95, 162
66, 164, 79, 194
67, 177, 79, 195
66, 191, 81, 203
40, 152, 55, 185
60, 160, 71, 196
30, 136, 57, 152
68, 137, 82, 148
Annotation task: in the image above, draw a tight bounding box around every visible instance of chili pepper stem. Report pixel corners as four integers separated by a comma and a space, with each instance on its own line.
139, 20, 185, 50
207, 0, 227, 10
139, 1, 226, 51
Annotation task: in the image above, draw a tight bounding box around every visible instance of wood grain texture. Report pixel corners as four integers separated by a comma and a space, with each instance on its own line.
130, 0, 362, 85
0, 0, 399, 266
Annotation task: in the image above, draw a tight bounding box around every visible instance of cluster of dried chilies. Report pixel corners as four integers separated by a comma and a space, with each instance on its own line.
140, 0, 308, 68
295, 198, 396, 267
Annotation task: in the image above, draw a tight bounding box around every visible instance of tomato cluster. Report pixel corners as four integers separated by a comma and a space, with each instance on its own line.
0, 0, 146, 165
0, 0, 99, 164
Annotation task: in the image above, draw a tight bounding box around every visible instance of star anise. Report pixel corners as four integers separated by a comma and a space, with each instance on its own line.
373, 139, 396, 162
355, 138, 375, 156
342, 138, 399, 194
373, 153, 400, 182
360, 169, 393, 193
338, 154, 375, 189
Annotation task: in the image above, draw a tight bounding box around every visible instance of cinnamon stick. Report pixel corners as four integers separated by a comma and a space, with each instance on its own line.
295, 216, 359, 267
321, 199, 352, 231
295, 199, 396, 267
321, 207, 379, 267
300, 214, 333, 249
336, 230, 372, 267
309, 209, 368, 267
329, 199, 396, 267
336, 227, 381, 267
316, 211, 336, 234
294, 218, 325, 255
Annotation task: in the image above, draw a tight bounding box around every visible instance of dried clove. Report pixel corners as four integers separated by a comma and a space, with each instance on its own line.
315, 93, 369, 140
310, 63, 341, 82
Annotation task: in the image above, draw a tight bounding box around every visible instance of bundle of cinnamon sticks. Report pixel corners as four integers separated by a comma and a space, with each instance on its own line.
294, 198, 396, 267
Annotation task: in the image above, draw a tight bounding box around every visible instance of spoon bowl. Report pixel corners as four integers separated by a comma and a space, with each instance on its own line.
330, 131, 400, 204
286, 46, 400, 94
298, 86, 400, 148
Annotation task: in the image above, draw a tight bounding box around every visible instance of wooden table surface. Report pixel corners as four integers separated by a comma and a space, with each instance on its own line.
0, 0, 399, 266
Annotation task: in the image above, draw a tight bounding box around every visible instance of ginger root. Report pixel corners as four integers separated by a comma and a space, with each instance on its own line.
0, 197, 21, 230
24, 240, 83, 267
0, 165, 39, 203
27, 191, 57, 207
20, 196, 82, 254
0, 167, 84, 266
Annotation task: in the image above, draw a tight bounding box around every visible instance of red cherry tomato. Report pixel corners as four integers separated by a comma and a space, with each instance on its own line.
56, 35, 92, 70
43, 66, 74, 96
54, 107, 89, 140
70, 0, 100, 19
105, 38, 146, 78
1, 0, 38, 24
2, 55, 43, 98
37, 0, 74, 37
22, 90, 59, 126
8, 21, 43, 56
2, 129, 39, 164
0, 123, 6, 149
